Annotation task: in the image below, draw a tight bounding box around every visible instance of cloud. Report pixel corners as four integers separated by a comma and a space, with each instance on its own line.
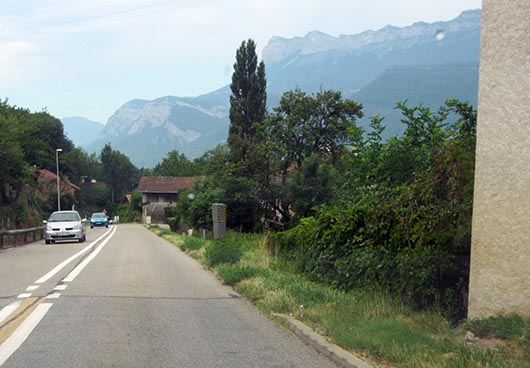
0, 41, 36, 85
0, 0, 482, 122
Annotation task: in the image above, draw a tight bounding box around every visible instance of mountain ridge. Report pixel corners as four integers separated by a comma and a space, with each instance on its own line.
263, 9, 480, 64
79, 9, 481, 168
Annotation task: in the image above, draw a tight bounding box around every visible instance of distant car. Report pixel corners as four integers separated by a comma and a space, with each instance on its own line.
90, 212, 109, 228
43, 210, 86, 244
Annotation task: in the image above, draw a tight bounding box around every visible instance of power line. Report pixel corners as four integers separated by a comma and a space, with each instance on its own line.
46, 0, 186, 27
0, 0, 76, 16
1, 0, 215, 34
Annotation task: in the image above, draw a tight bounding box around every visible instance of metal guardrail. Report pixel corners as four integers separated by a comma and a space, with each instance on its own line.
0, 226, 45, 248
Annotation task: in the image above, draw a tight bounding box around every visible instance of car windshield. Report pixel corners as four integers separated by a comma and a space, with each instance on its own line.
48, 212, 80, 222
92, 213, 106, 219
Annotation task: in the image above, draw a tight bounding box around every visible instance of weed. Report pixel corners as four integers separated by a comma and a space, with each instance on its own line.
148, 228, 530, 367
180, 236, 206, 251
204, 237, 243, 267
217, 264, 269, 285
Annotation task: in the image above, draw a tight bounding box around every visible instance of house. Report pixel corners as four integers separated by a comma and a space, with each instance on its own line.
137, 176, 201, 224
37, 169, 81, 194
35, 169, 81, 212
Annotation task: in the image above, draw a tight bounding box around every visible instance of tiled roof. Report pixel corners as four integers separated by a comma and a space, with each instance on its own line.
138, 176, 201, 193
37, 169, 57, 180
37, 169, 81, 190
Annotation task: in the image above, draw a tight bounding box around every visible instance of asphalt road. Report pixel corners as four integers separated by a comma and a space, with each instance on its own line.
0, 224, 338, 367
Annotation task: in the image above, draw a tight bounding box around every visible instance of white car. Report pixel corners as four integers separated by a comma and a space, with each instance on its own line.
43, 210, 87, 244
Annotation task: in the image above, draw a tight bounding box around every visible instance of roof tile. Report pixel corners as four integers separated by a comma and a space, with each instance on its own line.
138, 176, 201, 193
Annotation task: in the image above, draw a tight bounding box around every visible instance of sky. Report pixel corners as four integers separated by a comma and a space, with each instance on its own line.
0, 0, 482, 123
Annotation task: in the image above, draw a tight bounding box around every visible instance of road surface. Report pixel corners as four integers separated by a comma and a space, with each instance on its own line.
0, 224, 338, 367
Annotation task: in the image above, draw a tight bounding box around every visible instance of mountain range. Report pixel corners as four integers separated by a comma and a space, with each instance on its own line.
67, 9, 481, 168
61, 116, 104, 147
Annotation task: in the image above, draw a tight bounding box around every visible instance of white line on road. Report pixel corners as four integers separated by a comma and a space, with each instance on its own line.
34, 227, 114, 284
53, 285, 67, 291
45, 294, 61, 299
0, 302, 21, 325
0, 303, 53, 367
25, 286, 39, 292
63, 226, 117, 283
16, 294, 31, 299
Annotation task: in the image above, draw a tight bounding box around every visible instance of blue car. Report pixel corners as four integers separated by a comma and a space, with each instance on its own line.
90, 212, 109, 228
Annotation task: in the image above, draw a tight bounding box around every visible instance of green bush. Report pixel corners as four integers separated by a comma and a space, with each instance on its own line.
271, 101, 476, 320
204, 238, 243, 267
166, 217, 178, 232
164, 206, 179, 219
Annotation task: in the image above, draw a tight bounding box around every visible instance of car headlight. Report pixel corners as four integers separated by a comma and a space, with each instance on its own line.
46, 225, 53, 231
73, 224, 82, 230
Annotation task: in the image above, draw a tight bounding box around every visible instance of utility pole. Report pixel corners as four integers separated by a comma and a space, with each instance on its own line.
56, 148, 63, 211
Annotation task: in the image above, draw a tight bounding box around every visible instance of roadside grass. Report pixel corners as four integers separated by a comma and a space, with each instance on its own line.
149, 227, 530, 368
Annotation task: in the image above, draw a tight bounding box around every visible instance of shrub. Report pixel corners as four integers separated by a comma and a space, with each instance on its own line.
164, 206, 179, 218
166, 217, 178, 232
204, 238, 243, 267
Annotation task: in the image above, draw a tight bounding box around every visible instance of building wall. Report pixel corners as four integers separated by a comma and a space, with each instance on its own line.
142, 203, 171, 224
468, 0, 530, 318
140, 192, 179, 224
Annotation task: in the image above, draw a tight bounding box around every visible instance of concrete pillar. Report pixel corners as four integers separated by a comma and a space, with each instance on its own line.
468, 0, 530, 318
212, 203, 227, 240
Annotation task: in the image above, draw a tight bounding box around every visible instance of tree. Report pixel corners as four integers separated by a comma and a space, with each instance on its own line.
274, 99, 477, 318
100, 144, 139, 202
223, 39, 268, 230
153, 150, 198, 176
261, 88, 363, 223
266, 89, 363, 169
228, 39, 267, 152
286, 154, 337, 219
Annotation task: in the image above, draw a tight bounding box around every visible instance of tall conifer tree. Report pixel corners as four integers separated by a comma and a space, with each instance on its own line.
228, 39, 266, 149
221, 39, 267, 231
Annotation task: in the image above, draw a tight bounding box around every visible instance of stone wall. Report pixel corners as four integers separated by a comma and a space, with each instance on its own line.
468, 0, 530, 318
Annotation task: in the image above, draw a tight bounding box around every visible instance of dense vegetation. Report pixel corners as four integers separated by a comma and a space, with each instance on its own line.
168, 40, 477, 318
149, 229, 530, 368
0, 100, 140, 227
275, 100, 476, 319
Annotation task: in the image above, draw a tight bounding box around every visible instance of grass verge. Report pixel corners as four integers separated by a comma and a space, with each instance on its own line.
149, 227, 530, 368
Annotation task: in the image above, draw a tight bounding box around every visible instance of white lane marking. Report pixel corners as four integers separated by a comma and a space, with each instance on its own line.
0, 302, 21, 325
25, 286, 39, 292
0, 303, 53, 366
16, 294, 31, 299
53, 285, 67, 291
45, 294, 61, 299
63, 226, 117, 283
35, 227, 114, 284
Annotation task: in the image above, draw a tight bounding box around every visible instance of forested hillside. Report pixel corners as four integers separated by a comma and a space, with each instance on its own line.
0, 100, 140, 229
168, 40, 477, 318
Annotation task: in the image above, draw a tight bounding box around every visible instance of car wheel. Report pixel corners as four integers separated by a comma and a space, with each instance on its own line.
45, 240, 51, 244
90, 226, 93, 229
106, 225, 108, 228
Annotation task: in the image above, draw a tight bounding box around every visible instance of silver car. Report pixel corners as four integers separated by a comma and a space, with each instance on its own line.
43, 210, 87, 244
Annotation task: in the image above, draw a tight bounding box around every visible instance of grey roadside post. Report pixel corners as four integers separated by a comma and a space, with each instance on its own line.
211, 203, 227, 240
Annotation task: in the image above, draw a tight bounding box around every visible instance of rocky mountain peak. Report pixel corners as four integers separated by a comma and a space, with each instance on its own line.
262, 9, 481, 64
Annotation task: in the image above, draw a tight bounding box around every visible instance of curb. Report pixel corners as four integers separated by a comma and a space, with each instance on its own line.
273, 313, 375, 368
